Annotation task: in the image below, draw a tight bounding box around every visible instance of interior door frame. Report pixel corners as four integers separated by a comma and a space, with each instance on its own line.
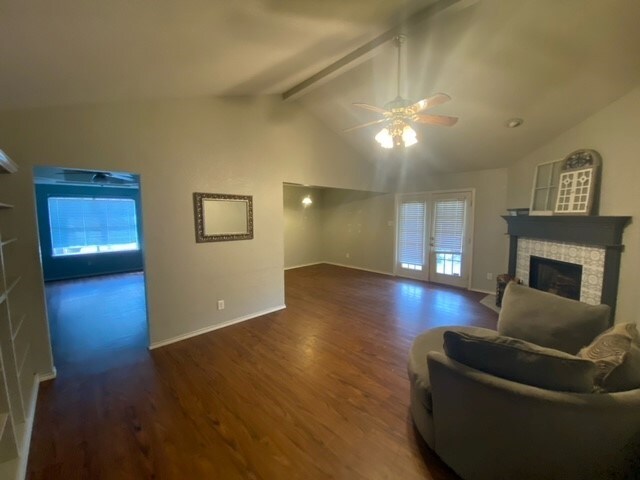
394, 188, 475, 289
31, 166, 152, 373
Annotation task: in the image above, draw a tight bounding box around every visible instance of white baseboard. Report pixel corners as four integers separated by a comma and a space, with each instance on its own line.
38, 367, 57, 382
323, 262, 395, 277
284, 262, 322, 270
470, 288, 495, 295
149, 304, 287, 350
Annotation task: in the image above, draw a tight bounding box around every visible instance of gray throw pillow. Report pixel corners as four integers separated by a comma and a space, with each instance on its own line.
578, 323, 640, 392
443, 330, 597, 393
498, 282, 610, 354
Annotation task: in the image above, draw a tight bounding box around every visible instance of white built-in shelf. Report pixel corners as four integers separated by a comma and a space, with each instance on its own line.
17, 344, 30, 378
11, 316, 25, 341
3, 277, 21, 297
0, 413, 7, 439
0, 150, 17, 174
0, 153, 34, 476
0, 238, 16, 248
0, 277, 21, 305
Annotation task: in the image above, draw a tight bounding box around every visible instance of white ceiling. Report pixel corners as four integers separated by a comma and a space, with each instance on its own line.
0, 0, 432, 109
300, 0, 640, 172
2, 0, 640, 173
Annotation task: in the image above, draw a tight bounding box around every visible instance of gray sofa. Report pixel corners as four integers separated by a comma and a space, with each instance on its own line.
408, 284, 640, 480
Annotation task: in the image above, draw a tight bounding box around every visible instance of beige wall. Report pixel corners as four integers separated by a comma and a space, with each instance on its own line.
283, 185, 324, 269
311, 169, 509, 294
321, 189, 396, 274
283, 185, 396, 275
507, 85, 640, 324
0, 96, 390, 371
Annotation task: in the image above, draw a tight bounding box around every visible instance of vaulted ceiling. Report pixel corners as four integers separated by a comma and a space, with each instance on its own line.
0, 0, 433, 108
1, 0, 639, 173
299, 0, 640, 173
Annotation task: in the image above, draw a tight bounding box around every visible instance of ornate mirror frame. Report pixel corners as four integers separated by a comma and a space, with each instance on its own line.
193, 192, 254, 243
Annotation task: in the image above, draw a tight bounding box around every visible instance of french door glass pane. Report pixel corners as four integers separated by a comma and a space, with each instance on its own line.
435, 253, 461, 276
432, 198, 466, 277
398, 201, 425, 267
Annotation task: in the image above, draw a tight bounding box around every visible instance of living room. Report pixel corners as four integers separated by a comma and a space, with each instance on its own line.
0, 0, 639, 478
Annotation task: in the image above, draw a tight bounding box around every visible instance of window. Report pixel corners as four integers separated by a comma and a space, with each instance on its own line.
398, 200, 426, 269
555, 168, 593, 213
432, 199, 465, 276
530, 159, 563, 215
48, 197, 139, 257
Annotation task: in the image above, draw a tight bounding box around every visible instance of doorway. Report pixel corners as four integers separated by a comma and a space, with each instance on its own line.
395, 190, 474, 288
32, 166, 150, 373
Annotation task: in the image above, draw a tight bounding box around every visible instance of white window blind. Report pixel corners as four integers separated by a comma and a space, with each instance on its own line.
48, 197, 139, 257
433, 199, 466, 254
398, 201, 426, 266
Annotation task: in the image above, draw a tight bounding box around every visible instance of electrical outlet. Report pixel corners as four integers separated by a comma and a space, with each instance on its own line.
486, 273, 493, 280
345, 253, 350, 259
217, 300, 225, 310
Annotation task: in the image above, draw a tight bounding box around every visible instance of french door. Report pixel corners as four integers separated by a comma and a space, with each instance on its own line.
395, 194, 428, 280
395, 191, 473, 287
428, 192, 472, 288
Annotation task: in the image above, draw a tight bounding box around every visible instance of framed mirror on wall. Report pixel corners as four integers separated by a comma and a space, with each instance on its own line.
193, 192, 253, 242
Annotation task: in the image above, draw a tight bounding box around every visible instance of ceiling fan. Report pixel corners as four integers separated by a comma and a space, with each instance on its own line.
55, 169, 135, 185
345, 35, 458, 149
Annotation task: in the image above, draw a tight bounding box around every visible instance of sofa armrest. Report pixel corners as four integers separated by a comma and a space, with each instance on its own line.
427, 351, 640, 480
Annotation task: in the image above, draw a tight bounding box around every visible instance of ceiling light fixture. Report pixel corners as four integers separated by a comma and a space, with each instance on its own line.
302, 195, 313, 206
375, 36, 419, 149
345, 35, 458, 150
506, 118, 524, 128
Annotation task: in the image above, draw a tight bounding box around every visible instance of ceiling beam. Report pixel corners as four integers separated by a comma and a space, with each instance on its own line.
281, 0, 469, 101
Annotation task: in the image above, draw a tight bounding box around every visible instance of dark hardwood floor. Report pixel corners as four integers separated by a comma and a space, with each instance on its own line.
44, 272, 149, 376
29, 264, 497, 479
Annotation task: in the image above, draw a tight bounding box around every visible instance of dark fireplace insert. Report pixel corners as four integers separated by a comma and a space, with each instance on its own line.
529, 256, 582, 301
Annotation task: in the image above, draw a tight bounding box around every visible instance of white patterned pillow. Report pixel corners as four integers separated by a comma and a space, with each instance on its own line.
578, 323, 640, 392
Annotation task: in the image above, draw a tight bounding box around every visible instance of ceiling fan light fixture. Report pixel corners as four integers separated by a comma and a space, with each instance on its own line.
375, 128, 394, 149
401, 124, 418, 147
345, 35, 457, 150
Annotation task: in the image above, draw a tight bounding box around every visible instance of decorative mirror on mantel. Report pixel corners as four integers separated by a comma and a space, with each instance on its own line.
529, 149, 601, 216
193, 192, 253, 243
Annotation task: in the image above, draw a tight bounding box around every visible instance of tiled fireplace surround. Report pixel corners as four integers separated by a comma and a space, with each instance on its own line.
516, 239, 605, 305
503, 215, 631, 319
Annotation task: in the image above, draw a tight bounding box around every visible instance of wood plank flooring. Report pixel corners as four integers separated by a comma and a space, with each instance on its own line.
28, 264, 497, 479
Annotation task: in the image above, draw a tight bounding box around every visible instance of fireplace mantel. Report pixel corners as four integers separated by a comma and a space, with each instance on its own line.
502, 215, 631, 320
502, 215, 631, 246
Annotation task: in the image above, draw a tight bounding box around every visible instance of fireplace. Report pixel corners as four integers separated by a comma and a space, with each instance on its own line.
502, 215, 631, 320
529, 256, 582, 300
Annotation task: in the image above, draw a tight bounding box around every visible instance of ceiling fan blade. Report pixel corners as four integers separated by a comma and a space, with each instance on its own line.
352, 103, 391, 116
343, 118, 387, 133
412, 114, 459, 126
57, 169, 102, 175
407, 93, 452, 114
